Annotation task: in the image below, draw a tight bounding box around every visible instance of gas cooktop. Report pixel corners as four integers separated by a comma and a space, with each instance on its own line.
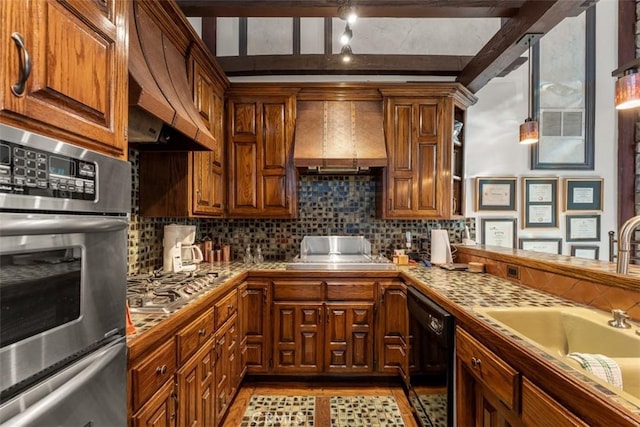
127, 270, 226, 314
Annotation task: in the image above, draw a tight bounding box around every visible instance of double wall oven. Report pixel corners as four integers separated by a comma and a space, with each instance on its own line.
0, 124, 130, 425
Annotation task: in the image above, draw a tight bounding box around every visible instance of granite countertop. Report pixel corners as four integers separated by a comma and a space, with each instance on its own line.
127, 260, 640, 421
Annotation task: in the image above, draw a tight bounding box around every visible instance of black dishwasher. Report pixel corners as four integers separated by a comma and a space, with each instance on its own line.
407, 287, 455, 427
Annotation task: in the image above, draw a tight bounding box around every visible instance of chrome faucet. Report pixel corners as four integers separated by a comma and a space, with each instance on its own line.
616, 215, 640, 274
608, 309, 632, 329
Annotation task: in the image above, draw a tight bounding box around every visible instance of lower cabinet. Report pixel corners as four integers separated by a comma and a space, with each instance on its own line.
377, 280, 409, 380
129, 288, 241, 427
273, 302, 324, 373
239, 281, 270, 374
131, 380, 177, 427
521, 377, 588, 427
176, 338, 215, 427
325, 303, 374, 373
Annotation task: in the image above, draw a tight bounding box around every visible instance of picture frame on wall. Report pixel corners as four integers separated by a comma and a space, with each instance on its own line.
564, 178, 603, 212
480, 218, 517, 248
566, 214, 600, 242
519, 238, 562, 254
522, 177, 559, 229
570, 245, 599, 260
475, 177, 517, 211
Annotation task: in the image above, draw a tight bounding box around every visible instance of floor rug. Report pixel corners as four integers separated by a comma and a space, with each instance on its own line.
240, 395, 315, 426
330, 396, 405, 427
411, 393, 447, 427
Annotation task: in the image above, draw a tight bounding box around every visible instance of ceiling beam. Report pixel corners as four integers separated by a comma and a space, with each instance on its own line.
216, 54, 476, 76
457, 0, 597, 93
176, 0, 524, 18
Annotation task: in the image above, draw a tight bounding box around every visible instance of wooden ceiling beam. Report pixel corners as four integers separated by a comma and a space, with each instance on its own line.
457, 0, 596, 93
217, 54, 474, 76
176, 0, 524, 18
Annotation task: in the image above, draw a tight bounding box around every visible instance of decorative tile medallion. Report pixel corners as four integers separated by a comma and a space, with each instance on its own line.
330, 396, 405, 427
240, 396, 315, 427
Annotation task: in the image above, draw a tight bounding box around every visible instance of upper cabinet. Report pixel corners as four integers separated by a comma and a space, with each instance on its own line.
0, 0, 128, 159
378, 84, 476, 219
226, 87, 298, 219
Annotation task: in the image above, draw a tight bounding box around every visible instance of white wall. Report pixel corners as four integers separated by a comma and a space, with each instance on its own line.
465, 0, 617, 259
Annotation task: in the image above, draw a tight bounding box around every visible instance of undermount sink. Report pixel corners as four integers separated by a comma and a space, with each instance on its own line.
474, 306, 640, 403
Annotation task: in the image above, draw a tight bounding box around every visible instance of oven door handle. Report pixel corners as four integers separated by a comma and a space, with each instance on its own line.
0, 214, 128, 236
3, 340, 125, 426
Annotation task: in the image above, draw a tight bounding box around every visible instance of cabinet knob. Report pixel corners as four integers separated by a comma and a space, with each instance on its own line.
10, 32, 31, 97
228, 303, 233, 312
198, 328, 207, 336
156, 365, 167, 375
471, 357, 482, 369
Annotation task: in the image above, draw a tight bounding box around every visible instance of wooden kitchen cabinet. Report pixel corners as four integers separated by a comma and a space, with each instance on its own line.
131, 379, 176, 427
325, 303, 374, 373
226, 88, 298, 218
521, 377, 588, 427
214, 312, 239, 425
0, 0, 128, 159
378, 85, 476, 219
456, 326, 521, 426
176, 338, 215, 427
272, 302, 324, 373
376, 280, 409, 380
239, 281, 271, 374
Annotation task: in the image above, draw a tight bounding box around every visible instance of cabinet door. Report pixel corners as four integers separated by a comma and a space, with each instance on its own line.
240, 281, 270, 374
227, 94, 296, 218
214, 313, 238, 424
325, 303, 374, 373
521, 377, 588, 427
272, 303, 323, 373
132, 380, 176, 427
383, 97, 451, 219
1, 0, 127, 158
377, 281, 408, 381
190, 59, 224, 216
176, 338, 214, 427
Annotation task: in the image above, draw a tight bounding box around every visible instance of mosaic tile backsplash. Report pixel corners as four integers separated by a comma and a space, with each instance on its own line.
128, 149, 475, 274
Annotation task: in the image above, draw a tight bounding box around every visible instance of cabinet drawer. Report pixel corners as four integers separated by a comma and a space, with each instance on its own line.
522, 378, 588, 427
456, 327, 519, 411
272, 281, 323, 300
176, 308, 214, 364
131, 339, 177, 412
326, 280, 375, 301
215, 289, 238, 329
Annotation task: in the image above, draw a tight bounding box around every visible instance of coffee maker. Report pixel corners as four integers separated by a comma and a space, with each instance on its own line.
163, 225, 202, 273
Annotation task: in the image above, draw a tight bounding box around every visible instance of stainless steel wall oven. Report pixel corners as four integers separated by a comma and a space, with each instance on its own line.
407, 287, 455, 427
0, 124, 130, 425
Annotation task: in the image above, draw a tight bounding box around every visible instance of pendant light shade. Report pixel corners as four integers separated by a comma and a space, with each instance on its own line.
519, 118, 539, 145
519, 34, 540, 145
615, 70, 640, 110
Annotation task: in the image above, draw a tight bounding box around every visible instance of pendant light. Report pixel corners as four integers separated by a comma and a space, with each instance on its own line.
519, 35, 539, 145
614, 67, 640, 110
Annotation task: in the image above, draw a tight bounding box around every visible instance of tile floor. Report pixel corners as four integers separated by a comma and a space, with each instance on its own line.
224, 381, 418, 427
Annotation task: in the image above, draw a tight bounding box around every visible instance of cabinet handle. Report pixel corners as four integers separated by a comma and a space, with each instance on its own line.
317, 308, 321, 324
10, 32, 31, 97
471, 357, 482, 369
156, 364, 167, 375
196, 189, 202, 203
198, 328, 206, 336
388, 198, 392, 211
228, 303, 233, 312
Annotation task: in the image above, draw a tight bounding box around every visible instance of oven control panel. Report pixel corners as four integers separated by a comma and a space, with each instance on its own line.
0, 140, 96, 201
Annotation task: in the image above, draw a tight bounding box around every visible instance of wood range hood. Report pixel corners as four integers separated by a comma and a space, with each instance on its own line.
127, 0, 215, 151
294, 100, 387, 174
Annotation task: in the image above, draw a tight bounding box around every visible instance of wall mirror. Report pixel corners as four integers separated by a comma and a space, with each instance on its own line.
531, 7, 595, 170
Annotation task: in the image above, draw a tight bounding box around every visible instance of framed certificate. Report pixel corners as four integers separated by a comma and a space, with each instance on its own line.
522, 177, 559, 229
566, 214, 600, 242
480, 218, 517, 248
476, 178, 517, 211
570, 245, 599, 260
519, 238, 562, 254
564, 178, 603, 212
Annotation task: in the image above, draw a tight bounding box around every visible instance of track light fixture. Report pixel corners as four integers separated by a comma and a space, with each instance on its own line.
338, 4, 357, 24
340, 24, 353, 45
341, 45, 353, 63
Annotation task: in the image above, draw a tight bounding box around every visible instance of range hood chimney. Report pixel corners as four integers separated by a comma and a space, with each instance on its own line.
294, 100, 387, 173
127, 0, 215, 151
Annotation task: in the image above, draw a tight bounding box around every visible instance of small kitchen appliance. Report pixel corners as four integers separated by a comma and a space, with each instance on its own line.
163, 224, 200, 272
